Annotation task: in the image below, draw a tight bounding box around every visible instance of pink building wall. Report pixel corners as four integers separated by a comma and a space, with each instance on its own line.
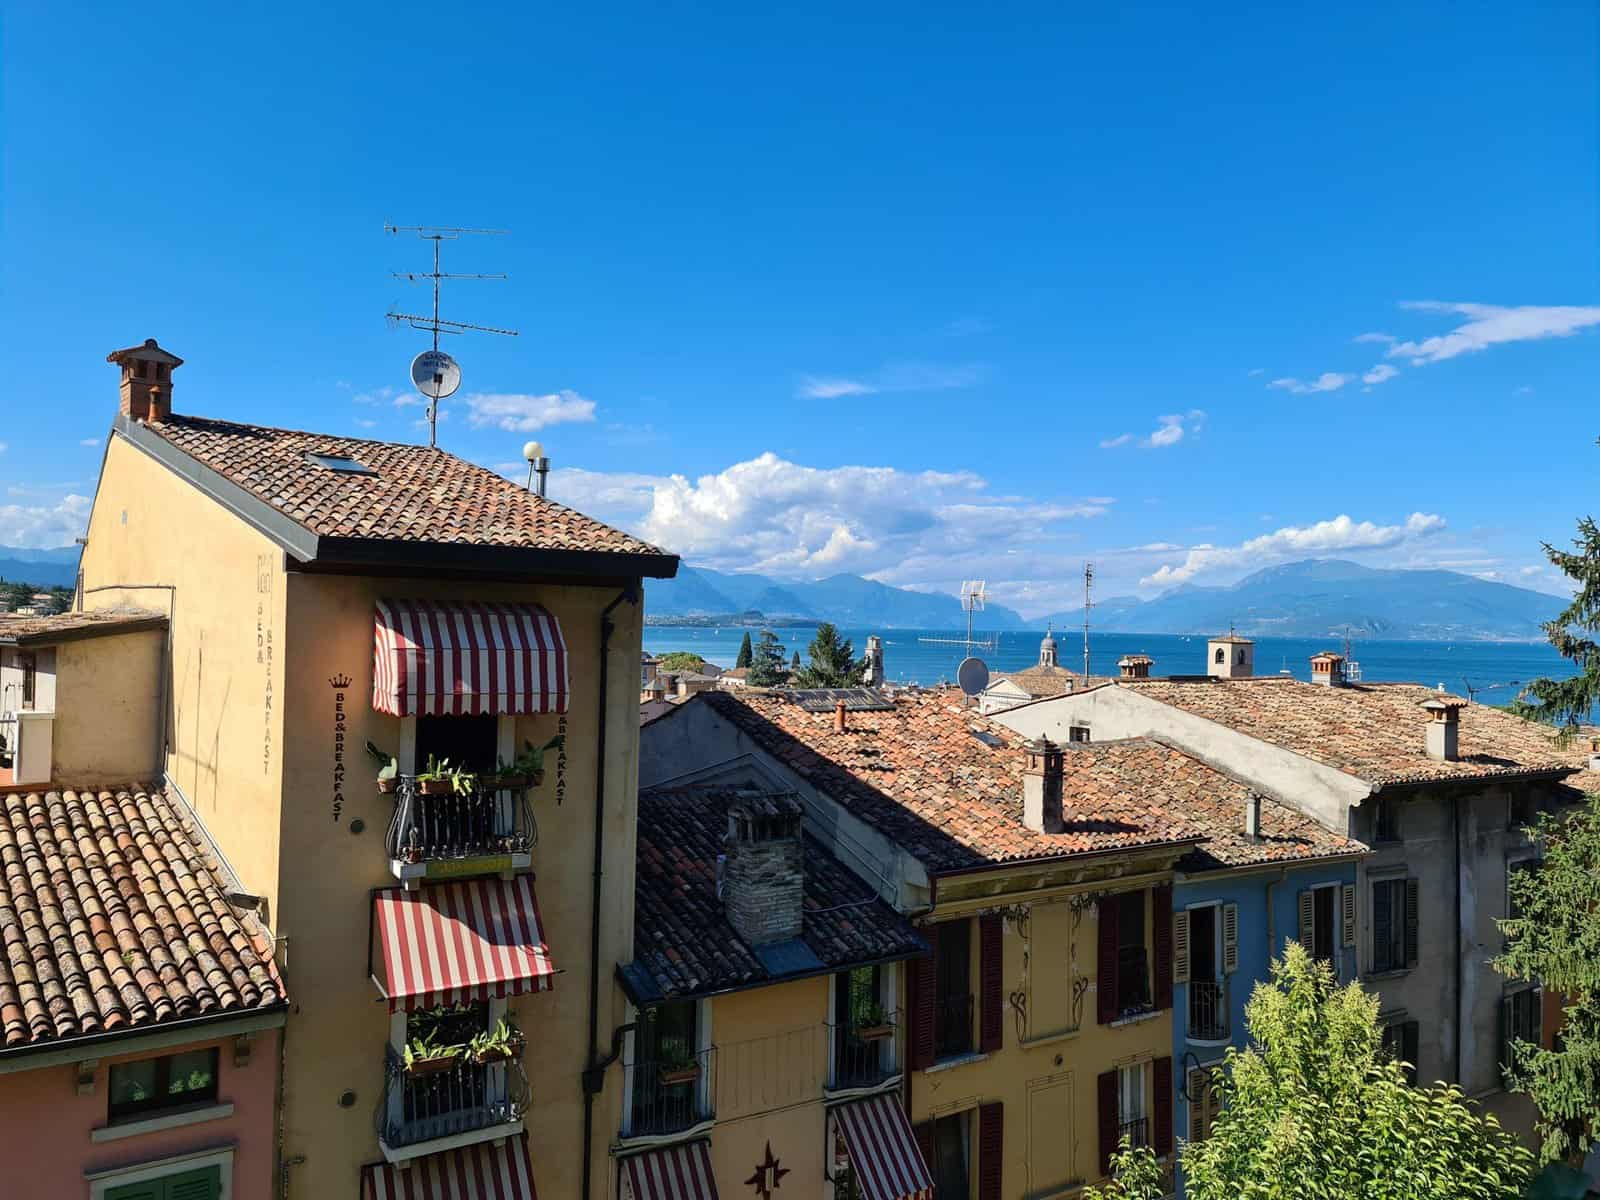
0, 1028, 281, 1200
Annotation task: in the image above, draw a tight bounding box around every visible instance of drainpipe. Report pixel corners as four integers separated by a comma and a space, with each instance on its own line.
1454, 794, 1463, 1084
1264, 866, 1288, 960
582, 585, 639, 1200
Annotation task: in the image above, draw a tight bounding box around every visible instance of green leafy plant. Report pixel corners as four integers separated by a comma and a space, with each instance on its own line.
416, 755, 450, 782
450, 764, 478, 795
402, 1028, 463, 1071
656, 1034, 697, 1073
513, 735, 564, 778
468, 1016, 525, 1063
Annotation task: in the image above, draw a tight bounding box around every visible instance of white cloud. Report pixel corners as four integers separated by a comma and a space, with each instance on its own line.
1388, 301, 1600, 364
796, 362, 982, 400
0, 493, 91, 548
79, 438, 99, 448
1246, 367, 1266, 377
353, 418, 377, 429
1353, 332, 1397, 346
1267, 372, 1352, 395
1101, 410, 1205, 450
1140, 511, 1447, 588
463, 390, 598, 433
1362, 364, 1400, 386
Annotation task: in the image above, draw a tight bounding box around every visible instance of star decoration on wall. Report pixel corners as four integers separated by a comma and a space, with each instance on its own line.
744, 1141, 789, 1198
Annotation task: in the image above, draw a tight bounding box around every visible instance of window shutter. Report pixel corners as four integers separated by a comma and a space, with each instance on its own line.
1372, 879, 1392, 969
1187, 1069, 1206, 1142
1221, 903, 1238, 974
979, 913, 1004, 1054
1402, 1021, 1419, 1082
1404, 878, 1420, 968
1153, 1056, 1174, 1156
1533, 986, 1544, 1046
1153, 886, 1174, 1012
165, 1167, 222, 1200
909, 924, 939, 1070
1097, 1069, 1118, 1179
1097, 895, 1120, 1025
978, 1102, 1004, 1200
103, 1183, 164, 1200
1173, 910, 1191, 985
1499, 994, 1512, 1073
1341, 884, 1356, 948
913, 1121, 936, 1190
1297, 889, 1315, 958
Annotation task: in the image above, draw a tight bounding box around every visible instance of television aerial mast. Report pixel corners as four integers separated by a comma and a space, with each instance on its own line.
1082, 561, 1094, 678
385, 224, 519, 447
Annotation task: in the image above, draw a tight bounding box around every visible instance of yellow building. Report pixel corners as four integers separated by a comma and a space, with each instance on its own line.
76, 338, 678, 1199
638, 688, 1207, 1196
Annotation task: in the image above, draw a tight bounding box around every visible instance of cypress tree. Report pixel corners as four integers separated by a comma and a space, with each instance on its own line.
735, 631, 753, 669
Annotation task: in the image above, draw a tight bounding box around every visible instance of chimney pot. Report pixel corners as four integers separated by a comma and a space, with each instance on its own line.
1244, 794, 1262, 839
1310, 652, 1345, 687
1421, 696, 1464, 761
1023, 737, 1068, 834
1118, 654, 1153, 679
107, 338, 183, 424
834, 700, 848, 732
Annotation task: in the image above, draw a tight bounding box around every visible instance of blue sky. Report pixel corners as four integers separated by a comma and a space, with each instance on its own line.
3, 2, 1596, 616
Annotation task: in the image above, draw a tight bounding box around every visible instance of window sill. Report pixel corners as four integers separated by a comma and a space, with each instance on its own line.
924, 1051, 988, 1074
615, 1117, 716, 1151
1365, 968, 1412, 981
1019, 1026, 1081, 1050
91, 1101, 234, 1143
1110, 1009, 1163, 1029
1186, 1034, 1231, 1049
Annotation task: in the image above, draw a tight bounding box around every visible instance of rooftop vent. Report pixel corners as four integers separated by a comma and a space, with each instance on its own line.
1421, 695, 1465, 761
1118, 654, 1154, 679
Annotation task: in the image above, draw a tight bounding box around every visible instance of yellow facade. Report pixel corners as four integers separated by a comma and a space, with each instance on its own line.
79, 432, 645, 1199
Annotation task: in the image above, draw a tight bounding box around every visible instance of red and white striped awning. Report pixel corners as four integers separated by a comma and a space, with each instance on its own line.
373, 599, 569, 717
832, 1095, 933, 1200
372, 877, 556, 1012
362, 1134, 537, 1200
619, 1141, 719, 1200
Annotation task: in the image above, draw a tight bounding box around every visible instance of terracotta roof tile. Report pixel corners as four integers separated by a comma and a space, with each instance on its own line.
0, 608, 166, 646
632, 788, 925, 999
991, 664, 1081, 697
1121, 678, 1574, 787
0, 784, 284, 1050
691, 689, 1206, 873
145, 414, 670, 560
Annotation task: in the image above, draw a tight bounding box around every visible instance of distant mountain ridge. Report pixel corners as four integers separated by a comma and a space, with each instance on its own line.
0, 545, 79, 589
646, 565, 1029, 630
1040, 559, 1565, 642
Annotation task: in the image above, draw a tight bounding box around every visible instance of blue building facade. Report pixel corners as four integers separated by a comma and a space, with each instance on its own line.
1171, 854, 1362, 1190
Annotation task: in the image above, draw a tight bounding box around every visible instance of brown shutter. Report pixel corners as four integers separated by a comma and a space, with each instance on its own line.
913, 1120, 936, 1191
1097, 895, 1120, 1025
977, 1101, 1003, 1200
1153, 886, 1173, 1012
1097, 1069, 1118, 1178
1297, 889, 1315, 958
1341, 883, 1357, 948
1404, 878, 1420, 968
1153, 1055, 1174, 1156
1173, 910, 1191, 985
909, 923, 939, 1070
1187, 1069, 1206, 1142
979, 914, 1004, 1054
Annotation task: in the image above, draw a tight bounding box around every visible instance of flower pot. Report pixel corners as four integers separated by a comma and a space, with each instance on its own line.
418, 778, 452, 795
405, 1052, 461, 1076
855, 1024, 894, 1041
495, 774, 530, 790
472, 1037, 524, 1066
658, 1064, 700, 1087
377, 777, 398, 794
530, 769, 546, 788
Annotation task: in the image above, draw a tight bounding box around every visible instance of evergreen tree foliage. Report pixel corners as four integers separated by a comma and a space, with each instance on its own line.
1088, 946, 1530, 1200
1517, 452, 1600, 729
791, 623, 865, 688
746, 630, 788, 687
656, 651, 708, 673
735, 632, 753, 669
1495, 793, 1600, 1164
791, 651, 801, 672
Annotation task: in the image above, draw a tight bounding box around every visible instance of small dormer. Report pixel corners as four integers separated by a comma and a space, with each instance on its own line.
107, 338, 184, 423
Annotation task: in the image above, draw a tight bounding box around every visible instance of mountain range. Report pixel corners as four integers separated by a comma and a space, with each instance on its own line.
0, 545, 80, 589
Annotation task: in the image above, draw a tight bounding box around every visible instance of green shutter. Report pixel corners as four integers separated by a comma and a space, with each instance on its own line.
105, 1183, 164, 1200
164, 1166, 221, 1200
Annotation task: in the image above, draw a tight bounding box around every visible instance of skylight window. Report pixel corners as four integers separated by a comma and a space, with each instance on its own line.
306, 452, 377, 476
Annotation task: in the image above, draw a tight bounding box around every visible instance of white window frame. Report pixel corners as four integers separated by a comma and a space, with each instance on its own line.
1117, 1061, 1147, 1127
87, 1145, 234, 1200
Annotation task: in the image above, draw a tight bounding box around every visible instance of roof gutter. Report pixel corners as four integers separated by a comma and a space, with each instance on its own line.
0, 615, 168, 648
0, 1001, 287, 1073
613, 944, 929, 1009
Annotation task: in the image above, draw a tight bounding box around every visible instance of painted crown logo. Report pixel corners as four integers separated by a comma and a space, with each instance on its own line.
328, 674, 353, 689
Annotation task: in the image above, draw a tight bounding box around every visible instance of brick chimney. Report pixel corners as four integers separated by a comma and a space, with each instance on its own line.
1118, 654, 1153, 679
1310, 652, 1346, 687
107, 338, 183, 423
724, 795, 805, 946
1421, 696, 1465, 761
1023, 738, 1067, 833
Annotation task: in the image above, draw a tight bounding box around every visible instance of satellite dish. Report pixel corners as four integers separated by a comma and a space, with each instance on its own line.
410, 349, 461, 400
958, 656, 990, 697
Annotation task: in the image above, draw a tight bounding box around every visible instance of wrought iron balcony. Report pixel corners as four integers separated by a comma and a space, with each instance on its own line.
1118, 1116, 1150, 1150
829, 1009, 900, 1089
934, 994, 974, 1061
385, 776, 535, 878
624, 1047, 717, 1138
1188, 979, 1228, 1042
377, 1044, 530, 1154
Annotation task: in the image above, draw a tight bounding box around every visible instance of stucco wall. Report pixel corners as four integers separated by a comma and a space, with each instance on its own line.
78, 433, 288, 912
0, 1029, 280, 1200
51, 629, 165, 784
274, 571, 640, 1200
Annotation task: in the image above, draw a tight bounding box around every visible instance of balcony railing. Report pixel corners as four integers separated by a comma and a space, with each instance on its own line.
1118, 1117, 1149, 1150
385, 776, 535, 868
625, 1047, 716, 1137
830, 1009, 900, 1089
378, 1045, 529, 1151
1188, 979, 1228, 1041
934, 994, 974, 1060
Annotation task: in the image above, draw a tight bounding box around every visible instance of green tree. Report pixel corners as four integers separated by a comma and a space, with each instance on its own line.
1089, 946, 1531, 1200
657, 651, 708, 673
1495, 793, 1600, 1164
791, 651, 801, 673
1516, 453, 1600, 730
735, 632, 753, 670
746, 630, 788, 687
792, 623, 864, 688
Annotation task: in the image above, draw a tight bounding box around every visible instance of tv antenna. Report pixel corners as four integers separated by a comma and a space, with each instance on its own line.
1082, 561, 1094, 678
917, 580, 998, 652
385, 224, 519, 446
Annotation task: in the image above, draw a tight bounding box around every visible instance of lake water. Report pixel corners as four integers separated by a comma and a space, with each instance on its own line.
643, 626, 1577, 703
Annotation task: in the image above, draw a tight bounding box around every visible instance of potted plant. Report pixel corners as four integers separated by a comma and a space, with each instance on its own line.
416, 756, 453, 795
449, 765, 479, 796
512, 735, 565, 788
489, 754, 529, 791
366, 741, 400, 793
402, 1029, 462, 1076
853, 1000, 893, 1041
469, 1016, 526, 1065
655, 1035, 701, 1086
